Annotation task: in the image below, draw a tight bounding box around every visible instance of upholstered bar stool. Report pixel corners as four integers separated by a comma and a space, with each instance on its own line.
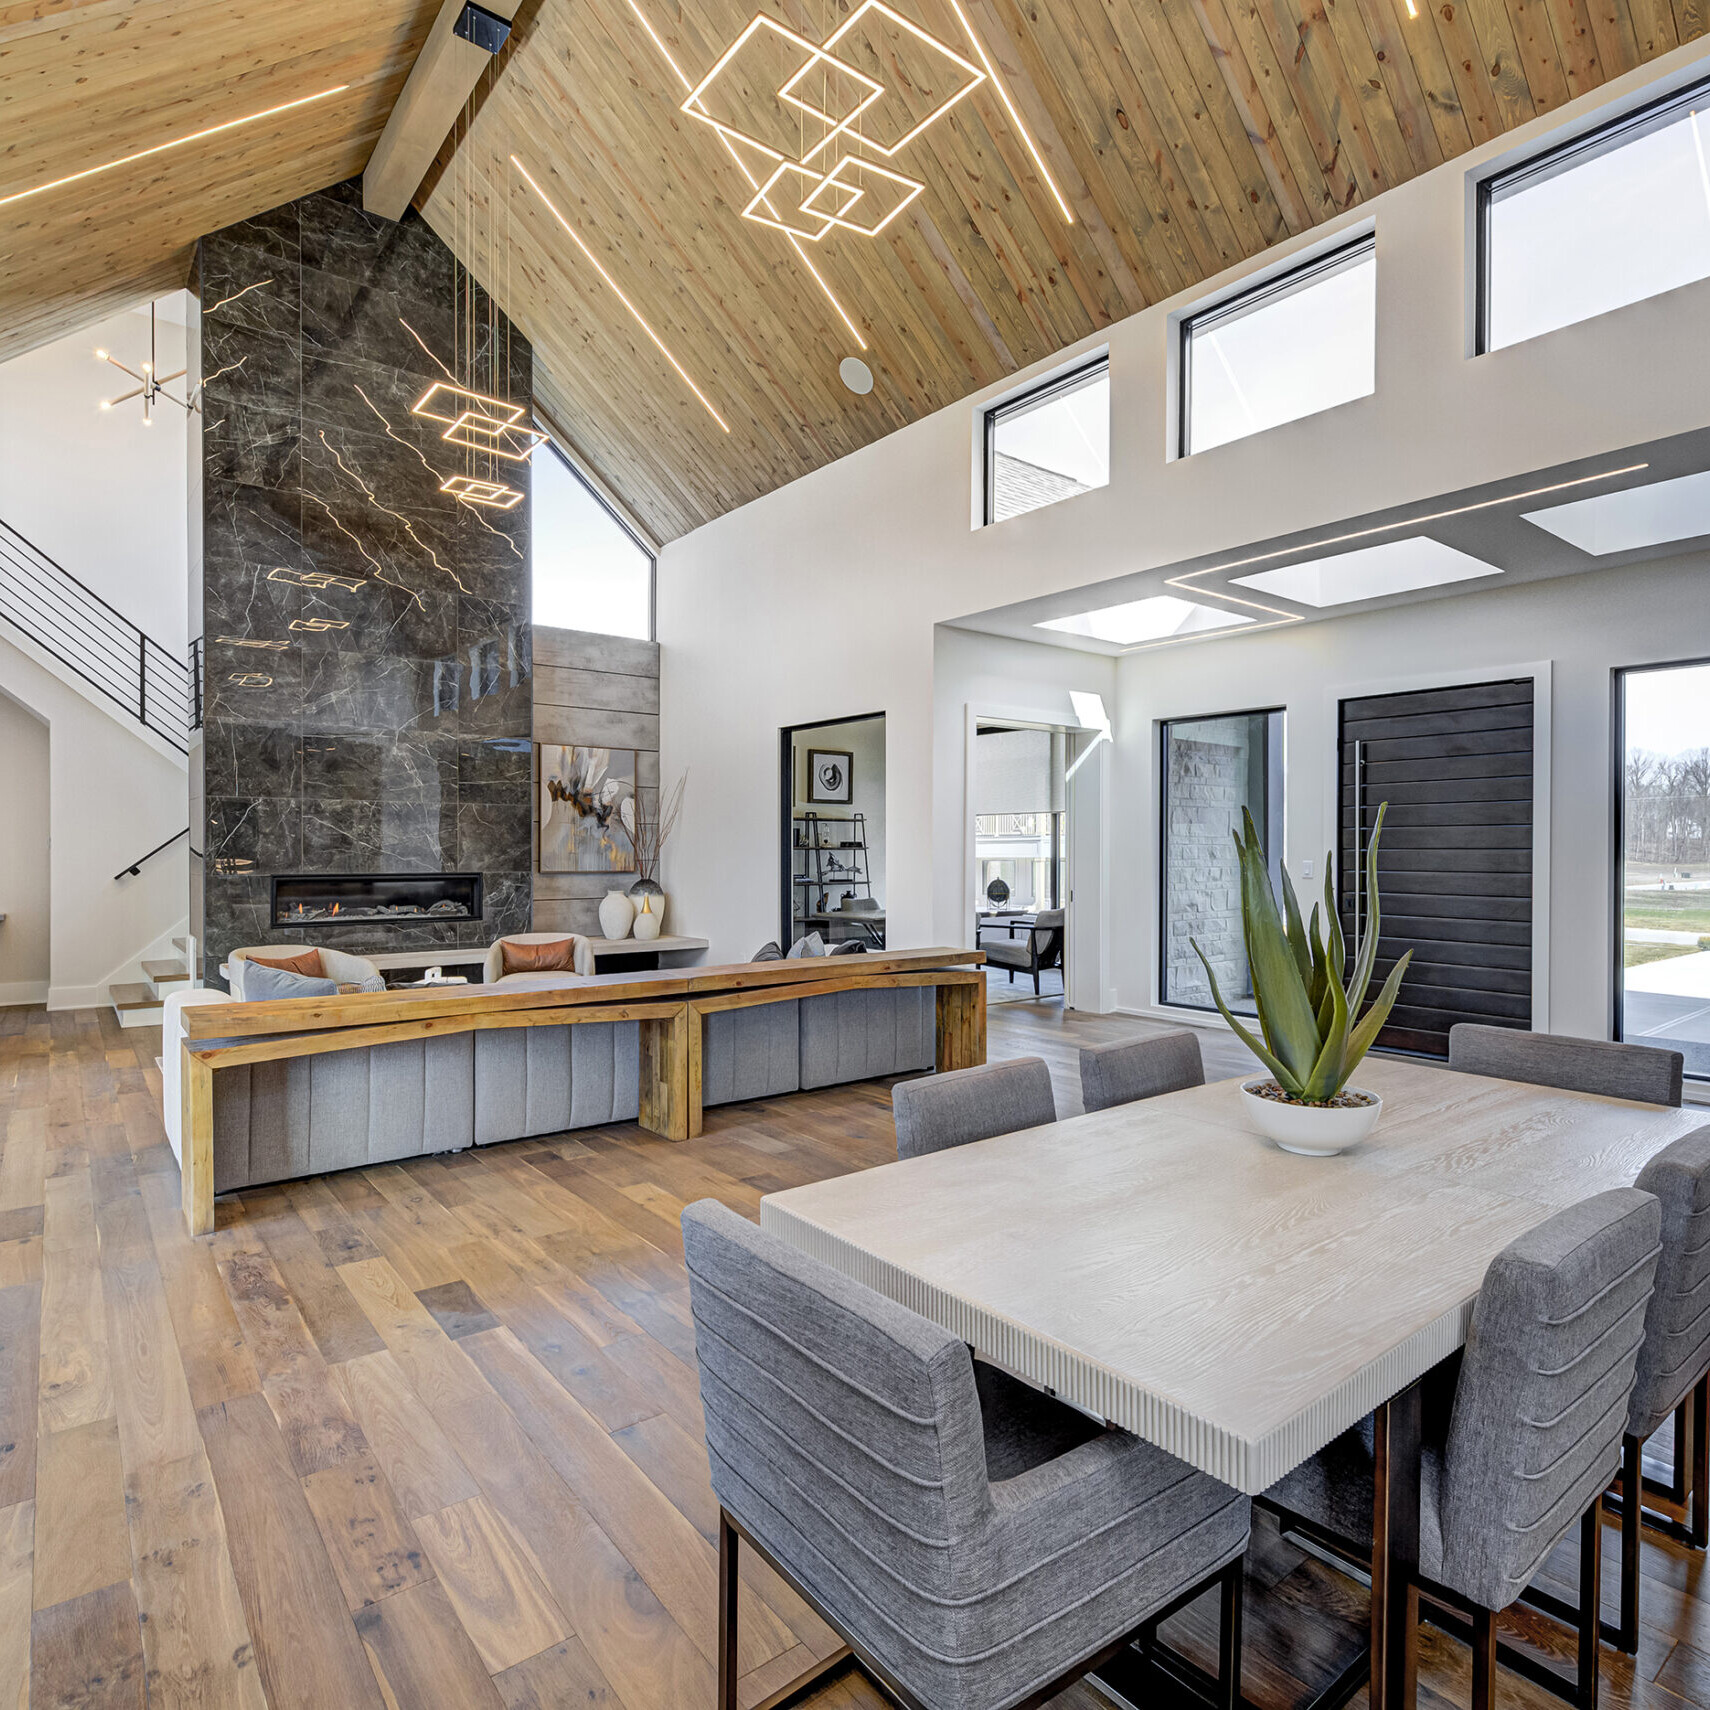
891, 1057, 1056, 1159
1265, 1189, 1663, 1710
1079, 1031, 1205, 1114
682, 1200, 1252, 1710
1448, 1021, 1701, 1586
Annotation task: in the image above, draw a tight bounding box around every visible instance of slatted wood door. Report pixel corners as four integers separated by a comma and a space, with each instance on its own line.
1338, 679, 1534, 1058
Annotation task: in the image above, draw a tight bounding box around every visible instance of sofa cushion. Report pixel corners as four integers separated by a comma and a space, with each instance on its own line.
786, 933, 826, 959
501, 936, 577, 975
242, 962, 339, 1001
752, 941, 785, 962
250, 947, 326, 978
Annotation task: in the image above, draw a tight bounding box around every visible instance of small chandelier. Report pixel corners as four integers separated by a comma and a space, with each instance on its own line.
97, 303, 198, 426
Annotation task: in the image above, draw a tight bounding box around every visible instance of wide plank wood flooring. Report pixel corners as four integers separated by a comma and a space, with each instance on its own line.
0, 997, 1703, 1710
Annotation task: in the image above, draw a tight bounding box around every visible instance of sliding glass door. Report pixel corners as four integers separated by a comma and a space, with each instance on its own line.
1159, 709, 1283, 1012
1616, 660, 1710, 1082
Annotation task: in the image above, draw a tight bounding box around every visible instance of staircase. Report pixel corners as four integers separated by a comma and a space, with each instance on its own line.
109, 936, 193, 1029
0, 514, 193, 753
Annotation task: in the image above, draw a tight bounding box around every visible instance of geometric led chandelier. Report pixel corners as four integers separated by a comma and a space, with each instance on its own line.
682, 2, 984, 243
96, 303, 199, 427
410, 380, 543, 507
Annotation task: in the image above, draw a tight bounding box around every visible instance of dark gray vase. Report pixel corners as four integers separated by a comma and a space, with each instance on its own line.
627, 877, 664, 898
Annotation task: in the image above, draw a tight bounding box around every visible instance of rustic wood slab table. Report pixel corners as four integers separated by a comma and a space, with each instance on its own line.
760, 1056, 1705, 1710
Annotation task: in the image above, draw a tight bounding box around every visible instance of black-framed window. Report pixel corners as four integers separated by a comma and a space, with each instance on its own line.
1613, 657, 1710, 1083
1158, 708, 1285, 1012
1478, 75, 1710, 353
531, 427, 655, 640
1179, 234, 1375, 458
982, 356, 1109, 526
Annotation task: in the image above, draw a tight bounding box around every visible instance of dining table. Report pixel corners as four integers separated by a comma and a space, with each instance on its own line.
759, 1053, 1705, 1710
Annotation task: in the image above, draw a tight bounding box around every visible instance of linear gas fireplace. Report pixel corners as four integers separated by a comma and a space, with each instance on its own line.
271, 873, 484, 928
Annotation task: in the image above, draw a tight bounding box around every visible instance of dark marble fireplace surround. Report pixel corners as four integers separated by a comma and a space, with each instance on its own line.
194, 180, 533, 987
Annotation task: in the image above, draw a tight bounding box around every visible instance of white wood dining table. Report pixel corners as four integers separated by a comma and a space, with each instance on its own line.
759, 1055, 1705, 1710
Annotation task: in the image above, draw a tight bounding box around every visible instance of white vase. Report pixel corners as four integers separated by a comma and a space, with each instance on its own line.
598, 889, 635, 941
633, 896, 662, 942
1240, 1078, 1384, 1156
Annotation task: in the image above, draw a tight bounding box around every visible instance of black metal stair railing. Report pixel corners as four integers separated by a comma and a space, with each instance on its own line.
0, 514, 191, 753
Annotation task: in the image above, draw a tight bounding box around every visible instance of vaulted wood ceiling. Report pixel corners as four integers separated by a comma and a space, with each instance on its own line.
0, 0, 443, 362
424, 0, 1704, 543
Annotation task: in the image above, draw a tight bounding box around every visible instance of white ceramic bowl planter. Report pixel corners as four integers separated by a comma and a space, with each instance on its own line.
1240, 1079, 1384, 1156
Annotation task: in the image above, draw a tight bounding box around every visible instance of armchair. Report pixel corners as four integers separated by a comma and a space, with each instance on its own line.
979, 908, 1064, 996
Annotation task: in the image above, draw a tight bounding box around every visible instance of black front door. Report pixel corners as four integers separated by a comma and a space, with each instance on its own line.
1338, 678, 1535, 1058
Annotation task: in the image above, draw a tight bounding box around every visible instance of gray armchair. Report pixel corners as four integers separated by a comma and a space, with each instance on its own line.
1611, 1129, 1710, 1651
1448, 1023, 1684, 1107
682, 1199, 1251, 1710
980, 909, 1064, 996
1265, 1188, 1662, 1710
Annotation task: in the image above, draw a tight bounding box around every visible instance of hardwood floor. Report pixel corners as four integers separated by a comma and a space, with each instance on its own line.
0, 996, 1700, 1710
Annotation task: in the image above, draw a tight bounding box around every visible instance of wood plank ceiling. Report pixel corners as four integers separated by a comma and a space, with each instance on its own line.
0, 0, 444, 362
422, 0, 1704, 543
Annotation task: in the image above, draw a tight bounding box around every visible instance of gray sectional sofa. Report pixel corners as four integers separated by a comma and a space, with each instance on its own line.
173, 976, 939, 1196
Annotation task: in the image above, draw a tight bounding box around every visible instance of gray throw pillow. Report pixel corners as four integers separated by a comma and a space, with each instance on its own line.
751, 941, 785, 962
242, 961, 340, 1001
828, 940, 866, 955
786, 933, 826, 958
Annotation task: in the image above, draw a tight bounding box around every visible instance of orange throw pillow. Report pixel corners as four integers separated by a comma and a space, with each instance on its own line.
250, 948, 325, 978
501, 938, 574, 975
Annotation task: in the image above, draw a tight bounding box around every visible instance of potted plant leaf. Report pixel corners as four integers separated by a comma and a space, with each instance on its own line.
1192, 804, 1412, 1155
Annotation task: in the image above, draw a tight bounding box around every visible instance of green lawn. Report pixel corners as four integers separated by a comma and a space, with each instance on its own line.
1625, 891, 1710, 935
1625, 939, 1710, 969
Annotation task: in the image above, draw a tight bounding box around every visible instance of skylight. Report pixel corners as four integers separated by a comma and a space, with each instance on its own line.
1230, 537, 1501, 608
1037, 596, 1252, 647
1522, 468, 1710, 555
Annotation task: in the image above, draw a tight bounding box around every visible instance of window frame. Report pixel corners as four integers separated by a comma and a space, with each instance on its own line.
1475, 74, 1710, 355
1610, 653, 1710, 1083
1177, 232, 1376, 459
1156, 705, 1286, 1014
981, 355, 1110, 527
532, 421, 658, 642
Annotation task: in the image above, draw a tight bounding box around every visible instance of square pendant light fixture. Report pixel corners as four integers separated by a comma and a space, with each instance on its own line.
1522, 468, 1710, 555
440, 474, 525, 510
1037, 595, 1254, 646
1229, 536, 1501, 607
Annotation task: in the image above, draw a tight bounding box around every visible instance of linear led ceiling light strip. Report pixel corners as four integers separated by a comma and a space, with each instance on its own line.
0, 86, 348, 209
511, 155, 731, 433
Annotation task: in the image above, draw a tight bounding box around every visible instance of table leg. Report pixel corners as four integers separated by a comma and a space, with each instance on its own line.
1370, 1380, 1422, 1710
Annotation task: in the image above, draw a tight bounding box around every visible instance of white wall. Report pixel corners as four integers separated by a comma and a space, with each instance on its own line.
655, 37, 1710, 991
0, 691, 50, 1003
0, 635, 188, 1008
0, 294, 189, 651
1110, 552, 1708, 1040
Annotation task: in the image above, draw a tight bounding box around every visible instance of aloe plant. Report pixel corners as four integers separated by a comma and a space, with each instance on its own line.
1191, 804, 1411, 1103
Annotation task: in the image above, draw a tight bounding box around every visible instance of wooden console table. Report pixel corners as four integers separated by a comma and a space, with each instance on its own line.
178, 948, 983, 1235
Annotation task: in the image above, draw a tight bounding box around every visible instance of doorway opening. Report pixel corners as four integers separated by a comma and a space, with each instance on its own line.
973, 722, 1068, 1005
780, 714, 886, 950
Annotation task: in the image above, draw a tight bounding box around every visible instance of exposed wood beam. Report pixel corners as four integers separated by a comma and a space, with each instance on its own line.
363, 0, 521, 221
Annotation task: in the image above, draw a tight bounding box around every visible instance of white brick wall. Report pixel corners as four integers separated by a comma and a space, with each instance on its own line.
1164, 721, 1256, 1007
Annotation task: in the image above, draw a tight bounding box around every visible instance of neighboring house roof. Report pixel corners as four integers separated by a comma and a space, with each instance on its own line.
991, 455, 1090, 521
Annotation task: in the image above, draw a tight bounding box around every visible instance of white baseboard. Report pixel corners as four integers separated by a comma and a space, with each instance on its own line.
0, 980, 48, 1006
48, 985, 104, 1010
1112, 1003, 1237, 1033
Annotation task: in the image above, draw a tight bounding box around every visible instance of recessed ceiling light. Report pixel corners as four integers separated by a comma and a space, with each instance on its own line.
839, 356, 873, 394
1522, 468, 1710, 555
1230, 537, 1501, 607
1038, 596, 1253, 646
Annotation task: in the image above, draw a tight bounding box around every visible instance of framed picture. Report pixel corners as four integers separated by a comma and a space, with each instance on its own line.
538, 744, 637, 873
807, 748, 854, 804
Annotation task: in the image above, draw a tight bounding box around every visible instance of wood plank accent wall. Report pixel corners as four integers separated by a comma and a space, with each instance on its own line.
532, 625, 661, 937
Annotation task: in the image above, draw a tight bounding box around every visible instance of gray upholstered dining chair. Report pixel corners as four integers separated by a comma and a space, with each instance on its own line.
1448, 1023, 1684, 1107
1264, 1188, 1663, 1710
1608, 1129, 1710, 1652
892, 1057, 1056, 1160
682, 1199, 1252, 1710
980, 909, 1065, 996
1079, 1031, 1205, 1114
